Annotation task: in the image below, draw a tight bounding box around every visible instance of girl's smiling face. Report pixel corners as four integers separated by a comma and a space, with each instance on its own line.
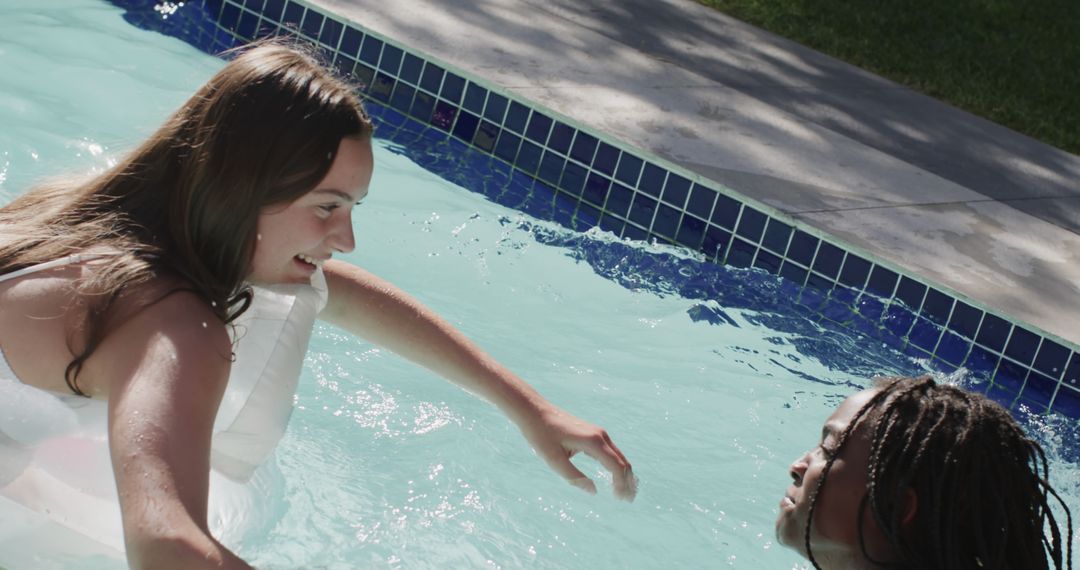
249, 136, 373, 284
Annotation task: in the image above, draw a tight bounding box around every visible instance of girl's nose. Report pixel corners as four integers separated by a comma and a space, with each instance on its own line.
330, 217, 356, 253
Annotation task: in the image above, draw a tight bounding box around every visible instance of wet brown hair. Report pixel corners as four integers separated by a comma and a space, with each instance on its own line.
805, 375, 1073, 569
0, 40, 373, 395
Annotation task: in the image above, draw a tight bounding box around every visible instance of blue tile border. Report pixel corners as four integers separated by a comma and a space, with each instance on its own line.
123, 0, 1080, 419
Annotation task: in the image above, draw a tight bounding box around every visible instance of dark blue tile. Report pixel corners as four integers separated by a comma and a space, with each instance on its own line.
359, 35, 383, 67
652, 204, 680, 239
583, 173, 611, 207
569, 132, 598, 164
484, 92, 508, 123
994, 359, 1028, 397
786, 230, 819, 267
452, 111, 480, 142
882, 304, 916, 339
946, 301, 982, 339
516, 140, 543, 175
504, 101, 530, 134
592, 142, 619, 176
975, 313, 1011, 353
726, 239, 756, 268
440, 73, 465, 104
300, 8, 322, 38
282, 2, 303, 27
895, 276, 927, 310
908, 319, 943, 351
369, 72, 394, 102
559, 161, 587, 196
754, 250, 782, 274
761, 219, 793, 255
548, 122, 574, 154
220, 3, 241, 31
628, 193, 658, 228
319, 17, 342, 48
599, 213, 625, 234
244, 0, 265, 11
263, 0, 286, 21
473, 121, 499, 152
965, 344, 1000, 377
1021, 372, 1058, 409
494, 131, 522, 163
699, 225, 734, 259
615, 154, 644, 187
389, 82, 415, 113
676, 215, 707, 250
410, 92, 435, 123
621, 224, 646, 241
799, 283, 829, 311
902, 343, 932, 361
339, 26, 363, 57
574, 203, 600, 230
431, 101, 456, 131
537, 151, 565, 186
866, 265, 898, 298
1051, 385, 1080, 417
351, 62, 374, 88
779, 261, 809, 285
921, 288, 954, 326
525, 113, 552, 144
237, 10, 258, 39
831, 286, 859, 306
1004, 327, 1039, 366
379, 44, 403, 75
812, 242, 844, 279
858, 295, 887, 322
1065, 353, 1080, 391
1033, 339, 1069, 379
838, 254, 871, 289
420, 63, 444, 94
806, 272, 834, 293
735, 208, 766, 242
687, 184, 716, 220
463, 83, 486, 114
638, 163, 666, 197
604, 183, 634, 217
662, 173, 691, 207
711, 194, 740, 230
935, 331, 971, 366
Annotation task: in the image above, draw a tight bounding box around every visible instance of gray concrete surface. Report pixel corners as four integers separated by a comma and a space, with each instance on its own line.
313, 0, 1080, 348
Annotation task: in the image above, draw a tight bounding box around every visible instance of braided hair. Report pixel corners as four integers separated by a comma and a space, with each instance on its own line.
804, 376, 1073, 569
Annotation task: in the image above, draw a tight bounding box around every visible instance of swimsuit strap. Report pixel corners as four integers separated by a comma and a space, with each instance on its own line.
0, 253, 116, 284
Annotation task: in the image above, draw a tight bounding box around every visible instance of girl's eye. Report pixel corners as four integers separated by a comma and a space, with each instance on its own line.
818, 443, 837, 459
318, 204, 339, 215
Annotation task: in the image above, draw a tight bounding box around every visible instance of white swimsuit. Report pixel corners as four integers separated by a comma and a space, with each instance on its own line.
0, 255, 328, 564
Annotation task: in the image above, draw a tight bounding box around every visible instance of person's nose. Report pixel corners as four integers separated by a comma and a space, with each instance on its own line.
789, 452, 809, 486
329, 215, 356, 253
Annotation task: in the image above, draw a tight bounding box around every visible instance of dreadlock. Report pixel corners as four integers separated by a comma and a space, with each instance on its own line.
804, 376, 1073, 570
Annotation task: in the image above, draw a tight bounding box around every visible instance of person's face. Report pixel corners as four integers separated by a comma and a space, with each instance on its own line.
777, 388, 880, 563
249, 136, 373, 285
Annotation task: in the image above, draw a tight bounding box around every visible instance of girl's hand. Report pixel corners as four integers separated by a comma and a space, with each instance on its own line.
518, 404, 637, 501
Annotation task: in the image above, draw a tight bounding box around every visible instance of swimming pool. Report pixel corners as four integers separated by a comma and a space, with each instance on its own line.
1, 0, 1077, 568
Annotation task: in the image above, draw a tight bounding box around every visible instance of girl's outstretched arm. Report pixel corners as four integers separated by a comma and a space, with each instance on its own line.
320, 260, 636, 500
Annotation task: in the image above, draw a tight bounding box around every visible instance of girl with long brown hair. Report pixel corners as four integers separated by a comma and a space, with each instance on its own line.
0, 41, 636, 569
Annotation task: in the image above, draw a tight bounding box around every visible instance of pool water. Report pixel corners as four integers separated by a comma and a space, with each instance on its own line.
1, 1, 1077, 568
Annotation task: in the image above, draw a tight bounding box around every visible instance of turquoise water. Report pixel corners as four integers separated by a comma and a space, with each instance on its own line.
1, 1, 1077, 568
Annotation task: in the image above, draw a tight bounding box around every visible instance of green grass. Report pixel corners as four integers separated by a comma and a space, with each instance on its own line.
694, 0, 1080, 155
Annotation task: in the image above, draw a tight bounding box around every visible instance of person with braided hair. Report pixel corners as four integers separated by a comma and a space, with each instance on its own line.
776, 375, 1074, 569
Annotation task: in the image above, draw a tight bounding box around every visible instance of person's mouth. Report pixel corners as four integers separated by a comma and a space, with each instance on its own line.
295, 253, 326, 269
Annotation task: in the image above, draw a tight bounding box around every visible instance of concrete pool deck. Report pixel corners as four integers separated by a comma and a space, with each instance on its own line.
313, 0, 1080, 348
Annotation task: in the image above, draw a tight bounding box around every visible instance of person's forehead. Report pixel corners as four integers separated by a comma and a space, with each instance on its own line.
827, 387, 881, 427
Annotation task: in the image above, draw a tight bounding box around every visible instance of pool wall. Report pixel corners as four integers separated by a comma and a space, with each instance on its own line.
111, 0, 1080, 419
